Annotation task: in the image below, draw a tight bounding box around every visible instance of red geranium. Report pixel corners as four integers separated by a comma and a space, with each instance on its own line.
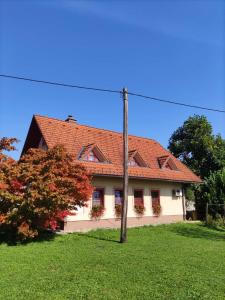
90, 205, 105, 220
134, 202, 145, 217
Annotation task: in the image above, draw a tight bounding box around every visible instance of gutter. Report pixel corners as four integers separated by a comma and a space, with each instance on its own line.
92, 173, 202, 185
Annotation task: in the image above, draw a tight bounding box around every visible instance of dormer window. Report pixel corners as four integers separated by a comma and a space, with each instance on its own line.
128, 150, 148, 167
128, 156, 139, 166
158, 155, 178, 171
79, 144, 109, 163
83, 150, 100, 162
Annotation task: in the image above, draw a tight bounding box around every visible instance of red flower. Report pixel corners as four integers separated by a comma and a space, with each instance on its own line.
134, 203, 145, 217
115, 204, 122, 218
152, 203, 161, 217
90, 205, 105, 220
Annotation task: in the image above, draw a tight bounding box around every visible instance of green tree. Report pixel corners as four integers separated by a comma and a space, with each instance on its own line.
168, 115, 225, 179
168, 115, 225, 219
196, 168, 225, 219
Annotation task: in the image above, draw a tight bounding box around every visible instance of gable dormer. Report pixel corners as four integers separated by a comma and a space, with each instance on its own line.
158, 155, 178, 171
78, 144, 109, 163
128, 150, 148, 167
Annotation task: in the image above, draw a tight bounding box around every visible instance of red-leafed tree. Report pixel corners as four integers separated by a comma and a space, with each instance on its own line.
0, 138, 93, 240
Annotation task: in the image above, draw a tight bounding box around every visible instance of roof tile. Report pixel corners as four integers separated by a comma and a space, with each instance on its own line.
32, 115, 202, 183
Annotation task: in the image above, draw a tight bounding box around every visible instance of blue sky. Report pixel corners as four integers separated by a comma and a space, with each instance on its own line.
0, 0, 224, 160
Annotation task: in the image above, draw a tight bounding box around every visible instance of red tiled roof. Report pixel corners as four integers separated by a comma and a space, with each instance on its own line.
24, 115, 202, 184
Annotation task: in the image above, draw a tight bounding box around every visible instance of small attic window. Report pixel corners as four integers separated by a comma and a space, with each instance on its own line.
79, 144, 109, 163
128, 156, 139, 166
83, 150, 100, 162
128, 150, 148, 167
158, 155, 178, 171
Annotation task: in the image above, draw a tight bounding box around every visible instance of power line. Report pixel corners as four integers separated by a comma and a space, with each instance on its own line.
0, 73, 225, 113
128, 91, 225, 113
0, 74, 121, 94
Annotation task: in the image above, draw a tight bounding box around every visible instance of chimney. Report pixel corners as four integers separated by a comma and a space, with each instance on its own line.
65, 115, 77, 123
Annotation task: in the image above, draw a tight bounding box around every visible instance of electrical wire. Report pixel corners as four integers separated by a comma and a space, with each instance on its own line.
128, 91, 225, 113
0, 74, 121, 94
1, 74, 225, 113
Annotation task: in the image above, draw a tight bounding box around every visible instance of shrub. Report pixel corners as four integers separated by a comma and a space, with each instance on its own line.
196, 168, 225, 220
90, 205, 105, 220
206, 214, 225, 229
0, 140, 93, 240
134, 203, 145, 217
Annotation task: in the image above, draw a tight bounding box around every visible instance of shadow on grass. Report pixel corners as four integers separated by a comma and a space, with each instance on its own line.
0, 230, 56, 246
77, 232, 120, 244
169, 223, 225, 242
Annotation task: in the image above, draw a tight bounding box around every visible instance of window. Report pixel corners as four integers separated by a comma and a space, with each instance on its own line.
92, 188, 104, 207
79, 144, 109, 163
151, 190, 160, 207
165, 162, 172, 169
115, 189, 123, 206
128, 151, 148, 167
158, 156, 178, 171
83, 150, 100, 162
134, 190, 144, 206
128, 156, 139, 166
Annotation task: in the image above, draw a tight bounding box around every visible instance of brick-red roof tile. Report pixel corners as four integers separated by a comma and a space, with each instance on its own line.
26, 115, 202, 184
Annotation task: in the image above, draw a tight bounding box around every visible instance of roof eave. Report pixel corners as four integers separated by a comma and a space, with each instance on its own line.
91, 173, 202, 184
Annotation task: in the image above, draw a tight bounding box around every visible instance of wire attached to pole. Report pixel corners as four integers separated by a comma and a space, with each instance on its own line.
1, 74, 225, 113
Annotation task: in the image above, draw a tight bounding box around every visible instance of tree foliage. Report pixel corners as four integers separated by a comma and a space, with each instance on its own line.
168, 115, 225, 219
195, 168, 225, 219
0, 137, 18, 153
168, 115, 225, 179
0, 138, 93, 240
204, 168, 225, 205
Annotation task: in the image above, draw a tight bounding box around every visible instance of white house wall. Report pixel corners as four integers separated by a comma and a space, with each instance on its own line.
66, 177, 184, 222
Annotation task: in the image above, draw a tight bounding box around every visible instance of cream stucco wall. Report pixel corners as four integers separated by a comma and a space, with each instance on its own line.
66, 176, 185, 222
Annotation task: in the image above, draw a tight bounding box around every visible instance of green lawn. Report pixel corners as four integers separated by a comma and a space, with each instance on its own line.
0, 223, 225, 300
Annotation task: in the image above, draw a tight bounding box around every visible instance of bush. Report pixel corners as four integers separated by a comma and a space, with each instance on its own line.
195, 168, 225, 220
206, 214, 225, 229
0, 140, 93, 240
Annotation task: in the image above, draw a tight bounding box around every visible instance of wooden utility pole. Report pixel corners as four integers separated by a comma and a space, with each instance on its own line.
120, 87, 129, 243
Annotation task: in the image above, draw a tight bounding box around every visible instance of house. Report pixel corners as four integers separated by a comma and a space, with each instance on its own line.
22, 115, 201, 232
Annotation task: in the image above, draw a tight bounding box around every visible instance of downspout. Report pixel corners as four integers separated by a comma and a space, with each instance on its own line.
182, 184, 186, 221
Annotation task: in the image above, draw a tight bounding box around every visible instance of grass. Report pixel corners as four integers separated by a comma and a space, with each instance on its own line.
0, 223, 225, 300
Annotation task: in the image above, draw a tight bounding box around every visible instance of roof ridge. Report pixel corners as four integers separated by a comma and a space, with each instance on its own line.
34, 114, 69, 123
34, 114, 159, 144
